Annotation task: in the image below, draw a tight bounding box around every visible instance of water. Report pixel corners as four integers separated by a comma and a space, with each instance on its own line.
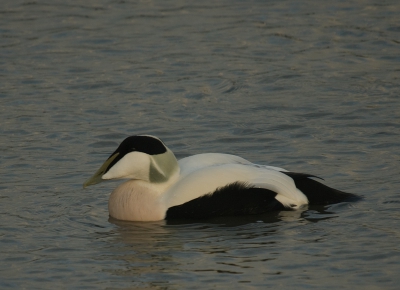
1, 0, 399, 288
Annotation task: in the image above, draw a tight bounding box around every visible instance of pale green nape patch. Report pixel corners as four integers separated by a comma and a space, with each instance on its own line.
149, 149, 179, 183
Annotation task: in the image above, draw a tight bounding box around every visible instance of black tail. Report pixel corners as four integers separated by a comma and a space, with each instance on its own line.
282, 172, 359, 205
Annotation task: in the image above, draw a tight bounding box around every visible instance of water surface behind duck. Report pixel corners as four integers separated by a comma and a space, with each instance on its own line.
1, 0, 400, 288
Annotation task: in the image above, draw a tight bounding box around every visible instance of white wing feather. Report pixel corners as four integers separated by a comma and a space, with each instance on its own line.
178, 153, 288, 175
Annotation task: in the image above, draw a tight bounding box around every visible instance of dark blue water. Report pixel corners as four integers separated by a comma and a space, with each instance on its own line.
1, 0, 399, 288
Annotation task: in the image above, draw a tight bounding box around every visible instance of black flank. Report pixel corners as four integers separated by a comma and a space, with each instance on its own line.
166, 182, 284, 220
282, 172, 359, 205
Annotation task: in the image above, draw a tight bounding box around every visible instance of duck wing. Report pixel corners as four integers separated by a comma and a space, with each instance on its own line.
161, 163, 308, 212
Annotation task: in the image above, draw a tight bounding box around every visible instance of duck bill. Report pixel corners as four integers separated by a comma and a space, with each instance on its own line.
83, 172, 104, 188
83, 153, 119, 188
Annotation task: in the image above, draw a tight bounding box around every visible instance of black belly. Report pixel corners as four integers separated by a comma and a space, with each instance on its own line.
165, 182, 284, 220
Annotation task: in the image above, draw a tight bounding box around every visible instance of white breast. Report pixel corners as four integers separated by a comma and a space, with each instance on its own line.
108, 180, 166, 221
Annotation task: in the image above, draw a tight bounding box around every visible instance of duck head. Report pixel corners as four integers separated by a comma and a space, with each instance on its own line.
83, 135, 179, 187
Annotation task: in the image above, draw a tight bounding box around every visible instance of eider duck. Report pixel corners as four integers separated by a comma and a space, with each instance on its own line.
83, 135, 357, 221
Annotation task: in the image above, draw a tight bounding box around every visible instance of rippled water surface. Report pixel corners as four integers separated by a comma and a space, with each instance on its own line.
1, 0, 400, 288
